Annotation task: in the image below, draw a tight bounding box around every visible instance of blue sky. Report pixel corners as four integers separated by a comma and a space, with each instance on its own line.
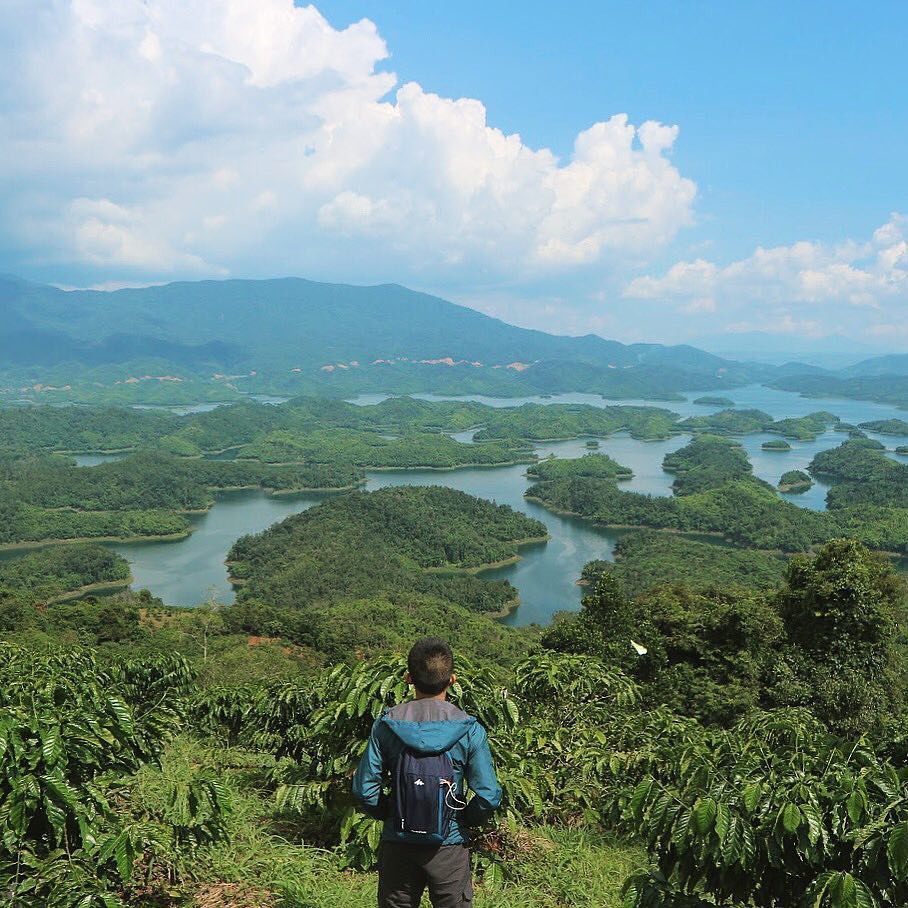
1, 1, 906, 349
318, 0, 906, 260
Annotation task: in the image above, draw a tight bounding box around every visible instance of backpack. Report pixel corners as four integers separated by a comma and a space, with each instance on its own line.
391, 747, 464, 843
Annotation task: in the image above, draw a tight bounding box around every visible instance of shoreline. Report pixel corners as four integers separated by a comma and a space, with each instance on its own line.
48, 576, 133, 603
422, 534, 551, 575
0, 530, 192, 552
236, 458, 536, 471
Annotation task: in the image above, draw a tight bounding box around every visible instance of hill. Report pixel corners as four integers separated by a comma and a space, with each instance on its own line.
1, 275, 764, 403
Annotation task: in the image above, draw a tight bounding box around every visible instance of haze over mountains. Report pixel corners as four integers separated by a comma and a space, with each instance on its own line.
1, 274, 906, 405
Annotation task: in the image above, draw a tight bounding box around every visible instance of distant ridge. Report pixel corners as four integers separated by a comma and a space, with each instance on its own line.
0, 275, 771, 402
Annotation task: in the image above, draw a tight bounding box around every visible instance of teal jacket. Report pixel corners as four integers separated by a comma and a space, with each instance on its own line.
352, 698, 502, 845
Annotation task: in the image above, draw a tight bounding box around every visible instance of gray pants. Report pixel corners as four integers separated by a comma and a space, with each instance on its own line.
378, 842, 473, 908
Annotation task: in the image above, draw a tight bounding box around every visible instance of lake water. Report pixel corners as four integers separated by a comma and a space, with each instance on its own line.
92, 384, 908, 626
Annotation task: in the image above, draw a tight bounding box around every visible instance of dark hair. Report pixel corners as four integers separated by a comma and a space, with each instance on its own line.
407, 637, 454, 695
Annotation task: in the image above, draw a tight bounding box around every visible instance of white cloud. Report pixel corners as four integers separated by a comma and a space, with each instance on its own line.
624, 214, 908, 338
0, 0, 695, 286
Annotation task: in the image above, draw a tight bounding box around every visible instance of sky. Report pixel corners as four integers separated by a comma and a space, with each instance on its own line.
1, 0, 906, 350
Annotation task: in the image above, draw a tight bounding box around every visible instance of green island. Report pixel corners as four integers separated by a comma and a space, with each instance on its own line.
898, 445, 908, 455
662, 435, 758, 495
527, 443, 908, 553
237, 427, 528, 469
471, 402, 679, 442
227, 485, 548, 617
0, 452, 363, 546
762, 438, 792, 451
692, 395, 735, 406
679, 408, 839, 440
0, 396, 688, 459
858, 418, 908, 436
809, 439, 908, 509
779, 469, 813, 492
772, 372, 908, 410
0, 543, 131, 604
526, 452, 633, 482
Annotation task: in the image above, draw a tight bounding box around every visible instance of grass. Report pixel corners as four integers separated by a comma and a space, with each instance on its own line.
141, 738, 644, 908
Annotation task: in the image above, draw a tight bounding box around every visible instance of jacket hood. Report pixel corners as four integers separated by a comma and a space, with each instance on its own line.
380, 700, 476, 754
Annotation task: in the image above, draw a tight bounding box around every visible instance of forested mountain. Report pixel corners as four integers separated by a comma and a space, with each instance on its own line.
0, 275, 770, 402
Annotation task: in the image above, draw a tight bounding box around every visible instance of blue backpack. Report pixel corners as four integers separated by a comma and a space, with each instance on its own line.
391, 747, 464, 843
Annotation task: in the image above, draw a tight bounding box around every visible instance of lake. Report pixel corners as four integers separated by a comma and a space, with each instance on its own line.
100, 384, 908, 627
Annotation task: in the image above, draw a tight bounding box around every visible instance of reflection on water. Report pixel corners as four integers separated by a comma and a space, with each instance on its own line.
72, 453, 128, 467
109, 489, 327, 606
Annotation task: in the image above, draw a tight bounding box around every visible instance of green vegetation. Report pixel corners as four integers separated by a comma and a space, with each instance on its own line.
526, 452, 632, 482
762, 438, 791, 451
810, 440, 908, 509
859, 418, 908, 436
7, 364, 908, 905
473, 403, 679, 443
898, 445, 908, 455
228, 486, 547, 615
2, 494, 908, 908
239, 427, 527, 468
772, 373, 908, 410
679, 408, 772, 435
662, 435, 758, 494
528, 448, 908, 553
768, 410, 840, 440
693, 395, 735, 406
0, 396, 686, 461
529, 476, 833, 551
0, 452, 362, 546
779, 469, 813, 492
680, 408, 839, 440
547, 538, 904, 732
0, 543, 130, 604
583, 531, 787, 598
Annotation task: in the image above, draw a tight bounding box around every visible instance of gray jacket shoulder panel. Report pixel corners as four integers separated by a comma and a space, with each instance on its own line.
385, 699, 470, 723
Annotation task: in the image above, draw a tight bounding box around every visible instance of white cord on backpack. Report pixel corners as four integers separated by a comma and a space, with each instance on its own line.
440, 779, 467, 811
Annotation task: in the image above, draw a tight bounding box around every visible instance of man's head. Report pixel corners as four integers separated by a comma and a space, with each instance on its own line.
406, 637, 455, 697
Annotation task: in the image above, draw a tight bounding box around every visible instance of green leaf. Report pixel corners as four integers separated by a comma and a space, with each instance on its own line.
715, 801, 731, 842
742, 782, 762, 813
693, 797, 717, 835
847, 790, 866, 825
888, 820, 908, 881
782, 803, 802, 834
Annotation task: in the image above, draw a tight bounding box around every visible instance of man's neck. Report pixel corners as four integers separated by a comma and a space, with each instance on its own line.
413, 690, 448, 702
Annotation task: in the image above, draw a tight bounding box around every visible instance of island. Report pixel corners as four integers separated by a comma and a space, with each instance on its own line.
778, 470, 813, 493
227, 485, 549, 616
0, 452, 364, 547
526, 452, 633, 482
526, 449, 908, 554
858, 418, 908, 437
692, 395, 735, 407
762, 439, 792, 451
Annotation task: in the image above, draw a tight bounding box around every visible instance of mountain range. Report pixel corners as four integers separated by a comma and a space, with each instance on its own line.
1, 274, 905, 405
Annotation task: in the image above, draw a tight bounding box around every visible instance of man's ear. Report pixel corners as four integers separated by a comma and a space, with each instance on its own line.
449, 673, 457, 688
405, 671, 413, 685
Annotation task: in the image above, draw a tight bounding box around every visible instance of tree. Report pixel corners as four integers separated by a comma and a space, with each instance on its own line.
770, 539, 907, 734
184, 590, 227, 664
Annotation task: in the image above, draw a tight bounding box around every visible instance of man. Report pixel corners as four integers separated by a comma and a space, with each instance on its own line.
353, 637, 502, 908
